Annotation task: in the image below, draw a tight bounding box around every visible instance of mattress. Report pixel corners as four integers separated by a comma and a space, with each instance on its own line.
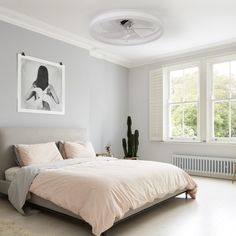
5, 167, 21, 181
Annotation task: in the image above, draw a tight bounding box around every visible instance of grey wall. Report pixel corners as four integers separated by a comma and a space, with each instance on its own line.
3, 19, 236, 162
129, 45, 236, 162
0, 21, 129, 157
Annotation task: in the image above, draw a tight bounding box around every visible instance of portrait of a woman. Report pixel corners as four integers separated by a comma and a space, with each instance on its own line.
18, 54, 65, 115
25, 65, 60, 111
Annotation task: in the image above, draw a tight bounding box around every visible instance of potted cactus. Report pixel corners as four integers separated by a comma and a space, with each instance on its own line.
122, 116, 139, 159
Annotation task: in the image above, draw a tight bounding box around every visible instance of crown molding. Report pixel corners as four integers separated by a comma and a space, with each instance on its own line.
89, 48, 132, 67
129, 39, 236, 68
0, 6, 130, 68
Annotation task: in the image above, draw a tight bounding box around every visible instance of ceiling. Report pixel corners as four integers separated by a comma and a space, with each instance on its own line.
0, 0, 236, 68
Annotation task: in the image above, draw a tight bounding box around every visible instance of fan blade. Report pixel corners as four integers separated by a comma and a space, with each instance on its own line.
130, 29, 142, 38
131, 26, 156, 37
132, 27, 155, 30
101, 29, 127, 35
100, 29, 132, 40
100, 30, 128, 39
122, 32, 132, 40
121, 28, 143, 40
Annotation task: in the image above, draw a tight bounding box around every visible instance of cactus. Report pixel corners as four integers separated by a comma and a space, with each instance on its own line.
122, 116, 139, 158
127, 116, 132, 157
134, 130, 139, 157
122, 138, 128, 157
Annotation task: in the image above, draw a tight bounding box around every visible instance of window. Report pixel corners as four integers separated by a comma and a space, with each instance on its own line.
149, 55, 236, 144
165, 65, 200, 141
209, 60, 236, 141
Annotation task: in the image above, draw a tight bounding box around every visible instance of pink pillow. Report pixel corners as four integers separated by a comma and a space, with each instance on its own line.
64, 141, 96, 159
15, 142, 63, 166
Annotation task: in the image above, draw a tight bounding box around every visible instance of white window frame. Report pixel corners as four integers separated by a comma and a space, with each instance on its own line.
207, 54, 236, 143
163, 62, 201, 142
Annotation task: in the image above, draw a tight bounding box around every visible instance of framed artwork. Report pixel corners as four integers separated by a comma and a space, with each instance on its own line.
17, 54, 65, 115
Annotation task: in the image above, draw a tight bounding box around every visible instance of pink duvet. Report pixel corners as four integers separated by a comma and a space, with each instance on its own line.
29, 158, 197, 236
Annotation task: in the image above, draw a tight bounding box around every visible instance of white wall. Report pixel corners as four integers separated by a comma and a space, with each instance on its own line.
129, 45, 236, 162
0, 21, 129, 157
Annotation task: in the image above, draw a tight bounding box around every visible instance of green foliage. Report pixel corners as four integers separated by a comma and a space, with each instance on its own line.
214, 102, 229, 138
171, 104, 197, 138
170, 67, 198, 138
212, 61, 236, 138
170, 62, 236, 139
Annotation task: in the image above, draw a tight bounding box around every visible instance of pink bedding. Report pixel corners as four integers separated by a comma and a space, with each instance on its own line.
29, 158, 197, 236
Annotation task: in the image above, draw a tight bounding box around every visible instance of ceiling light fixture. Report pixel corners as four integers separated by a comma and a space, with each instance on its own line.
90, 10, 163, 46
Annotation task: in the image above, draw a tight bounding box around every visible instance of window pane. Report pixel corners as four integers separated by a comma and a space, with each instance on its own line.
231, 102, 236, 137
213, 62, 230, 99
184, 103, 197, 137
214, 102, 229, 138
170, 70, 183, 102
184, 67, 198, 101
171, 105, 183, 137
231, 61, 236, 99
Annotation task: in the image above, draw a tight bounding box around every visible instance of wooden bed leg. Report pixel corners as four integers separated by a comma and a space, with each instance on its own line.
185, 192, 188, 199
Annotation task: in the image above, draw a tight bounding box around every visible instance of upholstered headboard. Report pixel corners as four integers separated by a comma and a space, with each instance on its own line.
0, 127, 87, 180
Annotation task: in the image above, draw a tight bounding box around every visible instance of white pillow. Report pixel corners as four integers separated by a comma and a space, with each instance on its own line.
15, 142, 63, 166
64, 141, 96, 159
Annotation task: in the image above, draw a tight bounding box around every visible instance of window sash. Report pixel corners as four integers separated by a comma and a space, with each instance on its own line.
211, 98, 236, 140
208, 57, 236, 143
165, 64, 200, 141
168, 102, 199, 140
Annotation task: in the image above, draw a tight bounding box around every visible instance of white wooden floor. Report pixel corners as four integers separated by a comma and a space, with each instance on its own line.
0, 177, 236, 236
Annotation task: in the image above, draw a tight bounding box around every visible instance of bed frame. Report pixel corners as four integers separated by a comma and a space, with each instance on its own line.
0, 127, 187, 236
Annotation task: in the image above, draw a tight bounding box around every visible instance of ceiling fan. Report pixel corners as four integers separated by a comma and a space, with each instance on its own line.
90, 10, 163, 46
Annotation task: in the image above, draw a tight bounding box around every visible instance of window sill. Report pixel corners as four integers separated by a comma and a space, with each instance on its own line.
159, 140, 236, 146
162, 139, 201, 143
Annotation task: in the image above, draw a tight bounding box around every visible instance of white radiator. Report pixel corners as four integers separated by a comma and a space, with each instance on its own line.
172, 154, 236, 179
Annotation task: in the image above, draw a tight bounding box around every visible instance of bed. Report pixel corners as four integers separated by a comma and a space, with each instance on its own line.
0, 127, 197, 236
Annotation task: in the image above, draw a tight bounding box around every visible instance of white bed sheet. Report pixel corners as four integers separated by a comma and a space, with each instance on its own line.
5, 167, 21, 181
